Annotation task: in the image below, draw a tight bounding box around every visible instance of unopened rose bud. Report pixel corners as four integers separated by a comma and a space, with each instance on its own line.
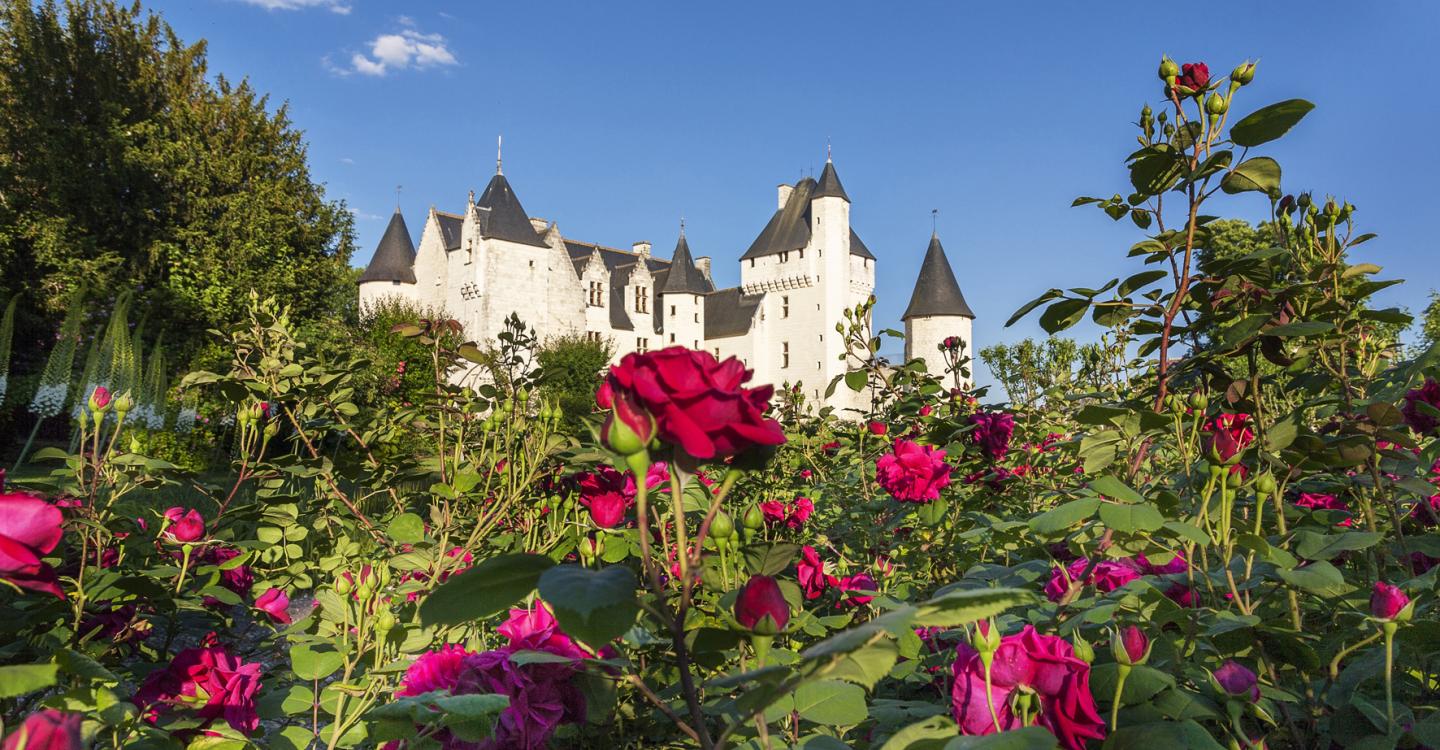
1112, 625, 1151, 666
1188, 392, 1208, 410
1205, 93, 1228, 116
89, 386, 113, 414
1231, 61, 1256, 85
112, 392, 134, 414
1254, 473, 1277, 495
742, 503, 765, 530
1158, 56, 1179, 82
1370, 582, 1411, 621
263, 421, 279, 439
1323, 199, 1339, 217
971, 619, 1001, 656
734, 575, 789, 635
377, 611, 396, 632
602, 392, 656, 457
1071, 632, 1095, 664
710, 511, 734, 540
335, 576, 353, 595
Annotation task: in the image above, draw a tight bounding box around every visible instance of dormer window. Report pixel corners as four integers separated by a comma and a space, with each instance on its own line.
635, 286, 649, 313
588, 281, 605, 307
782, 296, 790, 318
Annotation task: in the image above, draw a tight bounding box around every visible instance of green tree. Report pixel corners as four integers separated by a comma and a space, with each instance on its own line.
536, 333, 613, 431
0, 0, 354, 367
979, 337, 1079, 407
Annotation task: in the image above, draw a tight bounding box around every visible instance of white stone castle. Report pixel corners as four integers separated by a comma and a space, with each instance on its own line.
357, 152, 974, 411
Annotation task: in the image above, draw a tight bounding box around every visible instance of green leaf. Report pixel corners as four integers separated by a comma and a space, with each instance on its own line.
1294, 531, 1385, 561
879, 715, 959, 750
912, 588, 1034, 628
742, 542, 802, 577
1265, 321, 1333, 337
1221, 157, 1281, 195
537, 564, 639, 648
790, 680, 868, 726
845, 370, 868, 393
1229, 99, 1315, 147
1088, 475, 1144, 504
289, 645, 344, 681
945, 727, 1059, 749
0, 662, 58, 698
1119, 270, 1167, 297
420, 553, 555, 627
387, 512, 426, 544
433, 693, 509, 719
1005, 290, 1063, 328
1039, 299, 1089, 334
1101, 720, 1226, 749
1099, 502, 1166, 533
1276, 560, 1350, 597
1029, 498, 1100, 535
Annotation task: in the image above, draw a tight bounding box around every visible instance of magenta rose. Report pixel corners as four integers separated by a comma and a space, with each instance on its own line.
576, 466, 635, 529
969, 412, 1015, 462
1206, 413, 1254, 463
734, 574, 789, 634
837, 572, 877, 608
1294, 492, 1353, 527
497, 604, 588, 659
2, 709, 83, 750
134, 646, 262, 734
875, 439, 952, 503
760, 500, 787, 526
595, 347, 785, 460
161, 507, 206, 543
255, 588, 292, 624
1403, 378, 1440, 434
0, 492, 66, 599
1213, 660, 1260, 702
1116, 625, 1149, 665
950, 625, 1106, 749
1045, 558, 1142, 602
1370, 582, 1410, 620
796, 546, 831, 600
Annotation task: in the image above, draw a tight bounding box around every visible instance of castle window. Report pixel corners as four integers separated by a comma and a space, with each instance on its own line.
392, 280, 400, 286
669, 333, 675, 343
586, 331, 603, 343
635, 286, 649, 313
588, 281, 605, 307
782, 342, 790, 369
798, 249, 804, 259
749, 259, 755, 268
782, 296, 789, 318
693, 312, 699, 323
637, 337, 648, 353
779, 251, 789, 263
670, 305, 676, 316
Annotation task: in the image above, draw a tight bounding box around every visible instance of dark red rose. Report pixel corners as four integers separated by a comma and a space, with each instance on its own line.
161, 507, 205, 543
2, 709, 83, 750
0, 492, 66, 599
1403, 378, 1440, 434
1370, 582, 1410, 620
1213, 660, 1260, 702
969, 412, 1014, 462
1176, 62, 1210, 92
576, 466, 635, 529
596, 347, 785, 460
734, 575, 789, 634
1206, 413, 1254, 463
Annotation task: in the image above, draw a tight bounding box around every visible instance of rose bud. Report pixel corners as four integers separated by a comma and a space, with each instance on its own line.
1212, 660, 1261, 702
161, 507, 206, 543
89, 386, 112, 414
112, 392, 134, 415
1232, 61, 1257, 85
600, 390, 656, 457
1158, 56, 1179, 82
2, 709, 83, 750
867, 421, 887, 436
1205, 92, 1228, 116
1071, 631, 1095, 664
734, 575, 789, 635
1369, 582, 1411, 621
1113, 625, 1150, 666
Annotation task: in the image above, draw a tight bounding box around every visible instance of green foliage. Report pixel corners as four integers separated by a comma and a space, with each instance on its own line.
536, 332, 613, 430
980, 337, 1079, 406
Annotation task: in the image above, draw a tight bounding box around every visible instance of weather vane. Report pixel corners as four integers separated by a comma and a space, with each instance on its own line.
932, 208, 939, 234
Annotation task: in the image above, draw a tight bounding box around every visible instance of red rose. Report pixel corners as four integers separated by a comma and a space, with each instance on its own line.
0, 492, 66, 599
951, 626, 1106, 749
867, 421, 887, 436
161, 507, 206, 543
1205, 413, 1254, 464
596, 347, 785, 460
1403, 378, 1440, 434
2, 709, 83, 750
734, 575, 789, 634
255, 588, 292, 625
1175, 62, 1210, 92
1370, 582, 1410, 621
134, 646, 263, 734
576, 466, 635, 529
875, 439, 952, 503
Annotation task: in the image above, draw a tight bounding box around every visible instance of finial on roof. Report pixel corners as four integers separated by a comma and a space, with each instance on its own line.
496, 135, 503, 175
680, 216, 685, 236
826, 137, 832, 163
468, 189, 475, 205
395, 184, 403, 209
932, 208, 939, 236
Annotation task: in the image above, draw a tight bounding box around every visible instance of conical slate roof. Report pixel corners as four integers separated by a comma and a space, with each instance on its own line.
812, 159, 850, 202
358, 208, 417, 284
475, 173, 548, 248
902, 233, 974, 320
659, 232, 712, 295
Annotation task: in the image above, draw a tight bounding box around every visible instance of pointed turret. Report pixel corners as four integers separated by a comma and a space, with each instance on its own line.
474, 171, 548, 248
358, 208, 417, 284
812, 158, 850, 202
659, 229, 711, 295
902, 233, 974, 320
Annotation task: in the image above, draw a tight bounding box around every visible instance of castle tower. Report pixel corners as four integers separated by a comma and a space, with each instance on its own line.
357, 207, 417, 310
902, 231, 975, 384
812, 157, 852, 384
658, 227, 709, 350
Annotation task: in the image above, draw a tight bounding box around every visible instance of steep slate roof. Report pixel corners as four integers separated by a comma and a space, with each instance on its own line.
741, 173, 872, 261
659, 233, 713, 295
358, 208, 417, 284
812, 160, 850, 201
435, 211, 464, 250
564, 241, 671, 276
705, 287, 764, 338
902, 233, 974, 320
475, 173, 548, 247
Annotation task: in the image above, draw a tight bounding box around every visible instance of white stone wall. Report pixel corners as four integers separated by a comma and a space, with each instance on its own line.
357, 281, 419, 312
905, 315, 974, 388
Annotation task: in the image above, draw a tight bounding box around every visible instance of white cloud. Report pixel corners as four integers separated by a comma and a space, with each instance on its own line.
347, 27, 457, 76
239, 0, 351, 14
339, 157, 355, 165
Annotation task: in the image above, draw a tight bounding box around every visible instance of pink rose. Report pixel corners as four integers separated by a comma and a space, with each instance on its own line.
1370, 582, 1410, 621
161, 507, 206, 543
134, 646, 262, 734
837, 572, 877, 608
1294, 492, 1353, 527
88, 385, 112, 412
2, 709, 83, 750
1044, 558, 1142, 602
734, 575, 789, 634
796, 546, 831, 600
498, 604, 588, 659
255, 588, 292, 624
0, 492, 66, 599
875, 439, 952, 504
576, 466, 634, 529
596, 347, 785, 460
950, 625, 1106, 749
398, 644, 476, 696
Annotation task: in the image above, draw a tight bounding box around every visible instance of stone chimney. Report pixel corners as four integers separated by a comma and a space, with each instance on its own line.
529, 217, 550, 233
695, 256, 712, 283
777, 183, 794, 210
632, 241, 652, 259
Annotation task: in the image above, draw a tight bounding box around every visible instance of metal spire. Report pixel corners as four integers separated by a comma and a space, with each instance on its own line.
826, 137, 832, 163
496, 135, 503, 175
932, 208, 939, 236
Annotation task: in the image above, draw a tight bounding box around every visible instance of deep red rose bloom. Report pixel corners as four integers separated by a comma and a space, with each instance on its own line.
134, 646, 262, 734
821, 441, 841, 455
969, 412, 1015, 462
1206, 413, 1254, 463
734, 574, 789, 633
1176, 62, 1210, 91
760, 500, 787, 526
796, 546, 831, 600
1213, 660, 1260, 702
875, 439, 952, 503
950, 625, 1106, 749
576, 466, 635, 529
1294, 492, 1353, 527
1370, 582, 1410, 620
837, 572, 877, 608
1118, 625, 1149, 664
1044, 558, 1142, 602
161, 507, 206, 543
0, 492, 66, 599
787, 497, 814, 528
1403, 378, 1440, 434
2, 709, 83, 750
255, 588, 292, 624
867, 421, 888, 436
595, 347, 785, 460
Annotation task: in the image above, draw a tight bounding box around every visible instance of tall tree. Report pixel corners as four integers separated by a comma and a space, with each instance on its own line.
0, 0, 354, 367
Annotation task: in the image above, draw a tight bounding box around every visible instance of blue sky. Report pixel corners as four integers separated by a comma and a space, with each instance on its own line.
147, 1, 1439, 388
